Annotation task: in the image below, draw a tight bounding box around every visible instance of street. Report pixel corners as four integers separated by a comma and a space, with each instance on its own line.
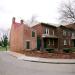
0, 51, 75, 75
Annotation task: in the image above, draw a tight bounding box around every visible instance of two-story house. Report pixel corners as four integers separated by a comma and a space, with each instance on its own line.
58, 25, 75, 50
10, 17, 37, 53
32, 23, 58, 50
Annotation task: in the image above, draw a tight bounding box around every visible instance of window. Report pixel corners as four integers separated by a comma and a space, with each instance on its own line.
63, 30, 67, 36
64, 40, 67, 45
44, 28, 49, 34
32, 31, 35, 37
72, 33, 75, 37
53, 30, 54, 35
26, 41, 30, 49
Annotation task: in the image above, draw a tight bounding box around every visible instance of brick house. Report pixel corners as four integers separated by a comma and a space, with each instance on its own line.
57, 25, 75, 50
10, 17, 37, 52
32, 23, 58, 50
32, 23, 75, 50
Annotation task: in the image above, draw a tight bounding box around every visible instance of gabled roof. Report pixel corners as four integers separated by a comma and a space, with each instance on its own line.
40, 23, 57, 28
32, 22, 57, 28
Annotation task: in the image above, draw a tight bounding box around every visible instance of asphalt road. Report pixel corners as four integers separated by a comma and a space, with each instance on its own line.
0, 51, 75, 75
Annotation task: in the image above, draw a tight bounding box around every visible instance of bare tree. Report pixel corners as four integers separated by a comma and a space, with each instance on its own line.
59, 0, 75, 24
30, 15, 37, 24
28, 15, 39, 26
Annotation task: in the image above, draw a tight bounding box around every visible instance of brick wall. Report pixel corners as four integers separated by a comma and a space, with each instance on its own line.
10, 17, 37, 53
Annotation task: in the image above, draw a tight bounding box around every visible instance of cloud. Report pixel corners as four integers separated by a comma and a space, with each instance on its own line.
0, 0, 61, 29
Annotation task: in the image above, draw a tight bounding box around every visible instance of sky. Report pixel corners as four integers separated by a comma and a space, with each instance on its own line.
0, 0, 66, 30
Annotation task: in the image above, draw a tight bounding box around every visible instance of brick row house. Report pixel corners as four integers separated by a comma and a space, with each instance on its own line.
10, 17, 75, 53
57, 25, 75, 49
32, 23, 58, 50
32, 23, 75, 50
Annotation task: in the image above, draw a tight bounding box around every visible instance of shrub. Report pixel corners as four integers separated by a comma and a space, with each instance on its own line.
45, 48, 54, 53
63, 48, 72, 53
70, 47, 75, 52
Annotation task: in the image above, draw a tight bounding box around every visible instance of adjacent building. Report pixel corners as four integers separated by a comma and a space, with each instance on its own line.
57, 25, 75, 50
10, 17, 37, 52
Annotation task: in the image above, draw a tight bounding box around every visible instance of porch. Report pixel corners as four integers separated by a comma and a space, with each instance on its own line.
41, 38, 58, 49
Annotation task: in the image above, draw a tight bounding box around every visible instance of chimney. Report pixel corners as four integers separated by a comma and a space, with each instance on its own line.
20, 20, 24, 24
12, 17, 15, 24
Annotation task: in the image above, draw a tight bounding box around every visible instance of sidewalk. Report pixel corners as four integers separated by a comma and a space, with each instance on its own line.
7, 51, 75, 64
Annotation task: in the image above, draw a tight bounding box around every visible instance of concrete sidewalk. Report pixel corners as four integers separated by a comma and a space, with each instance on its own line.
7, 51, 75, 64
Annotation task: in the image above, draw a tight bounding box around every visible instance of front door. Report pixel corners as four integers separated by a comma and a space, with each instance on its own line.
37, 37, 41, 50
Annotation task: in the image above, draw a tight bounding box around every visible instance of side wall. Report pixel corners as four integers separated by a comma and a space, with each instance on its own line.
10, 24, 24, 52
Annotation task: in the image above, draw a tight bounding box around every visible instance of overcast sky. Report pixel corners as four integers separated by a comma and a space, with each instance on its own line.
0, 0, 67, 30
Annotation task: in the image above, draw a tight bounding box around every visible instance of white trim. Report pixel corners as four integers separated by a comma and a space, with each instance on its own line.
45, 28, 49, 34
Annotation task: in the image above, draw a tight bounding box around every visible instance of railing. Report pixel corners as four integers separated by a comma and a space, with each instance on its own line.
42, 34, 57, 38
71, 36, 75, 39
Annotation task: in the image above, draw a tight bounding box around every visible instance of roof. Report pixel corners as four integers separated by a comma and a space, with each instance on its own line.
32, 22, 57, 28
41, 23, 57, 28
59, 25, 75, 31
65, 23, 75, 30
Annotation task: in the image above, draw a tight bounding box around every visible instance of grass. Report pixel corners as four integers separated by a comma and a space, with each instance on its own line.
0, 46, 9, 51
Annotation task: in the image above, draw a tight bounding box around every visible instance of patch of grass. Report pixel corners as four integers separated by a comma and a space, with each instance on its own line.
0, 46, 9, 51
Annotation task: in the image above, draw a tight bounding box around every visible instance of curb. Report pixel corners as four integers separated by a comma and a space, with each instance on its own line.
23, 59, 75, 64
7, 51, 75, 64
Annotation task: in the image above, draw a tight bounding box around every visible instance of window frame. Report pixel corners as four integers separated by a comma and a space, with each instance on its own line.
64, 40, 67, 45
32, 31, 35, 37
44, 28, 49, 34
